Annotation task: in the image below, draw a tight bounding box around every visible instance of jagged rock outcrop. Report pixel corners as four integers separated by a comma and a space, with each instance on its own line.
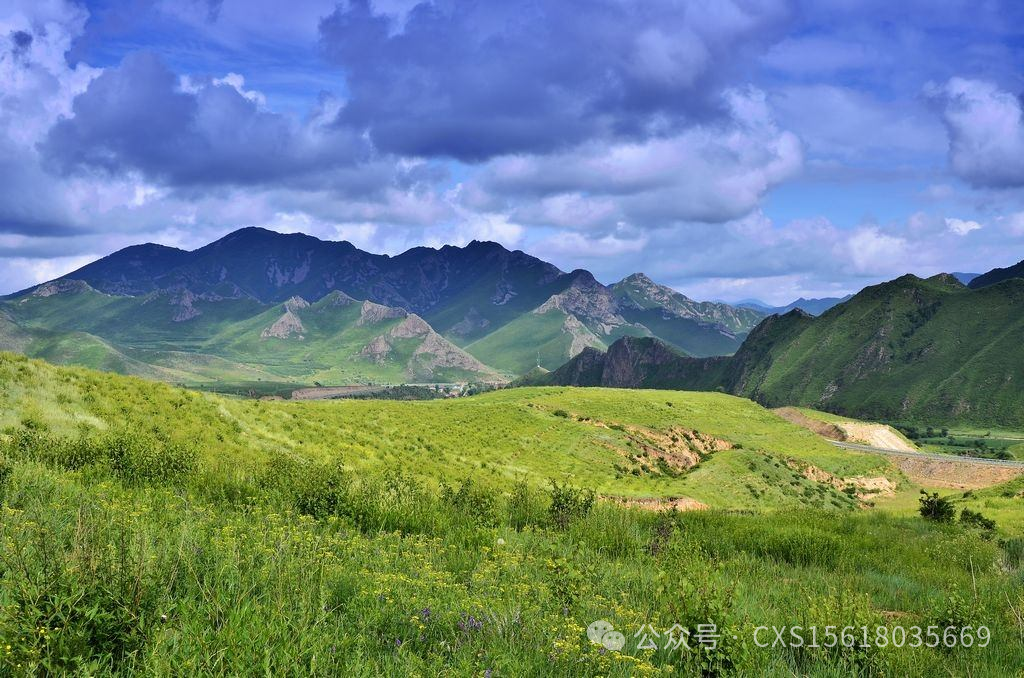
261, 297, 310, 339
357, 300, 408, 326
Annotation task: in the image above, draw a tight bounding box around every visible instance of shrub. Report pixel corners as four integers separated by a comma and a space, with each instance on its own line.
293, 462, 351, 518
959, 508, 996, 533
440, 478, 498, 526
547, 479, 595, 529
918, 491, 955, 522
102, 429, 197, 486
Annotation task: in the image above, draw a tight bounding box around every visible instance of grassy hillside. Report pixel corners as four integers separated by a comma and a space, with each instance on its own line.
2, 285, 499, 387
726, 275, 1024, 428
537, 274, 1024, 430
1, 353, 1022, 674
465, 308, 608, 374
0, 353, 889, 508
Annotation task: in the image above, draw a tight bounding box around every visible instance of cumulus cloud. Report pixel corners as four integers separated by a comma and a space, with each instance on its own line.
319, 0, 792, 160
945, 217, 982, 236
42, 52, 371, 187
472, 87, 801, 227
928, 77, 1024, 188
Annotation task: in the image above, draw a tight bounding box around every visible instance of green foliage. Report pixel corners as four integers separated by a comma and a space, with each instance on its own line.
547, 480, 595, 529
506, 480, 546, 531
440, 478, 498, 527
959, 508, 996, 533
919, 491, 956, 522
2, 426, 196, 486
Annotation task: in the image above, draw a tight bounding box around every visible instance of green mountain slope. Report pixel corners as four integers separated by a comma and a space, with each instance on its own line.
14, 230, 763, 378
464, 272, 651, 373
1, 282, 499, 386
968, 257, 1024, 289
612, 273, 764, 338
534, 273, 1024, 428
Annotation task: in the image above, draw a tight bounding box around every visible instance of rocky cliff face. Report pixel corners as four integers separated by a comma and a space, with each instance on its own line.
612, 272, 764, 335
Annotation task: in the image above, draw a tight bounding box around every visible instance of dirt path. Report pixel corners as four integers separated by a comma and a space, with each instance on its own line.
837, 422, 916, 452
772, 407, 916, 451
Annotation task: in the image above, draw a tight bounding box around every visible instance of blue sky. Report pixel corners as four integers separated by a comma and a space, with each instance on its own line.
2, 0, 1024, 303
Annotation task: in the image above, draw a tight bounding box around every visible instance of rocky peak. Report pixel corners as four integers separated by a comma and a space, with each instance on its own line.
284, 296, 309, 312
357, 300, 408, 326
28, 279, 95, 298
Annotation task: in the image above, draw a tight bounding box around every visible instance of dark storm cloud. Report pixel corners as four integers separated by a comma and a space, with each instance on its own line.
41, 52, 370, 187
319, 0, 793, 161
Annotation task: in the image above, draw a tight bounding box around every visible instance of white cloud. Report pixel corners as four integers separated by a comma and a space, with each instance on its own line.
945, 217, 982, 236
928, 77, 1024, 188
476, 87, 802, 227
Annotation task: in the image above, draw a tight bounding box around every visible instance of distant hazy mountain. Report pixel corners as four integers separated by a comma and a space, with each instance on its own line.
2, 228, 764, 383
952, 272, 980, 285
968, 259, 1024, 289
736, 295, 853, 316
532, 272, 1024, 428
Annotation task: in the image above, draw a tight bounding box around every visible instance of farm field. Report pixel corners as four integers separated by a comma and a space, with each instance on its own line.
1, 353, 1023, 674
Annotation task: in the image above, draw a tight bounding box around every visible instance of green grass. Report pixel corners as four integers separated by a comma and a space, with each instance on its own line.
1, 353, 1023, 674
728, 276, 1024, 429
465, 308, 605, 375
2, 287, 499, 388
0, 353, 895, 509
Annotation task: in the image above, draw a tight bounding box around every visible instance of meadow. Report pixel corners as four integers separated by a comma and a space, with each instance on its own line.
1, 352, 1023, 675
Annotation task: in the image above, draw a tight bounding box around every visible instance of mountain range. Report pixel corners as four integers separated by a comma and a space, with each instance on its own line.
0, 227, 770, 387
736, 295, 854, 316
525, 264, 1024, 428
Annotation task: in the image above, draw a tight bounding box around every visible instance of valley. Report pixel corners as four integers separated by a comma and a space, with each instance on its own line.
3, 234, 1024, 676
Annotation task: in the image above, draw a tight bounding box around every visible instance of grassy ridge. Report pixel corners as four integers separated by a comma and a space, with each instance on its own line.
0, 355, 1022, 674
0, 353, 892, 509
730, 275, 1024, 428
2, 286, 498, 387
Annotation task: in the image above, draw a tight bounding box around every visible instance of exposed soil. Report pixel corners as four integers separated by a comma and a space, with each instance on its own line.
604, 495, 709, 512
772, 407, 916, 451
891, 456, 1024, 490
838, 422, 916, 451
773, 407, 847, 441
788, 460, 896, 500
572, 413, 732, 474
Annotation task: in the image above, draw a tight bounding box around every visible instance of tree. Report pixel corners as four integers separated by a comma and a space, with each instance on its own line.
918, 491, 955, 522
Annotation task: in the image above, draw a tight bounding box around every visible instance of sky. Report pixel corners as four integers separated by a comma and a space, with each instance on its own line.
2, 0, 1024, 304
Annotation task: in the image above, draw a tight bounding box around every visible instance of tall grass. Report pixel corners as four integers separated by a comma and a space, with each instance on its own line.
1, 426, 1021, 676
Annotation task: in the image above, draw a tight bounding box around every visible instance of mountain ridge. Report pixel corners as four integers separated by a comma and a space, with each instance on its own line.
529, 272, 1024, 427
2, 227, 766, 383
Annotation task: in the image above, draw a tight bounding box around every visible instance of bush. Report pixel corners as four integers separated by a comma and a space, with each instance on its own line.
918, 491, 955, 522
547, 480, 595, 529
103, 429, 197, 486
440, 478, 498, 527
293, 461, 351, 518
959, 508, 996, 533
1, 427, 196, 486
